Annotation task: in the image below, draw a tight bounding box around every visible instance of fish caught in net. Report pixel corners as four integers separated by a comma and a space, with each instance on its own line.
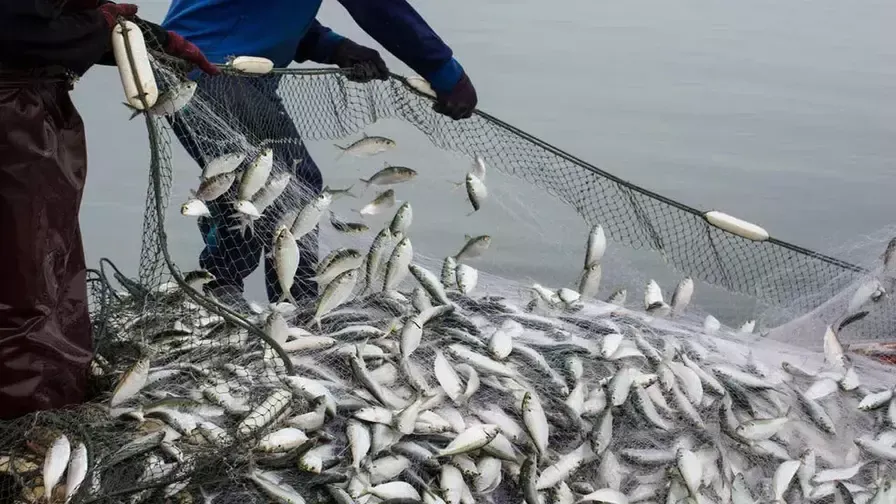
2, 48, 896, 504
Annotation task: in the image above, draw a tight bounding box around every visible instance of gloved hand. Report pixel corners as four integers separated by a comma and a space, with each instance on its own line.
433, 71, 477, 120
135, 18, 220, 76
97, 2, 138, 29
330, 39, 389, 83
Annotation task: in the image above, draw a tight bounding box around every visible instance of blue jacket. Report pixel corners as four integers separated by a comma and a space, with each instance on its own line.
161, 0, 464, 94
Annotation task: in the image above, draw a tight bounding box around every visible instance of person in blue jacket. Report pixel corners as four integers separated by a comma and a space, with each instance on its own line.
162, 0, 478, 313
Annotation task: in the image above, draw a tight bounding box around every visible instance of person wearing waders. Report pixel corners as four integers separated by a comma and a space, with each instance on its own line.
0, 0, 217, 423
162, 0, 479, 313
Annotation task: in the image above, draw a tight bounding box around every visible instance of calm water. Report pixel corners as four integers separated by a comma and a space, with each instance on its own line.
75, 0, 896, 324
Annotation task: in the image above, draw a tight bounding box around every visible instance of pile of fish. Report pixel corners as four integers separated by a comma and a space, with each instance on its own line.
4, 211, 896, 503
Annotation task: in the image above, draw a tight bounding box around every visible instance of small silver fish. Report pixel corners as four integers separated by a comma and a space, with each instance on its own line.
292, 191, 333, 239
584, 225, 607, 268
456, 264, 478, 295
273, 225, 300, 305
358, 189, 397, 217
578, 263, 602, 299
389, 202, 413, 238
43, 434, 71, 499
202, 151, 246, 179
455, 235, 492, 262
313, 268, 359, 328
670, 277, 694, 315
360, 164, 418, 189
465, 172, 487, 215
193, 172, 237, 202
366, 227, 393, 292
384, 237, 414, 291
329, 212, 369, 234
322, 184, 357, 200
237, 147, 274, 202
251, 172, 291, 215
335, 133, 396, 160
181, 199, 210, 217
126, 81, 197, 120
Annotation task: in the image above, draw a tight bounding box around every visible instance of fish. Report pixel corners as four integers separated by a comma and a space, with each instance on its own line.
578, 263, 602, 299
193, 172, 237, 202
471, 154, 487, 181
360, 164, 418, 189
358, 189, 398, 217
110, 356, 151, 407
237, 147, 274, 203
43, 435, 71, 499
312, 268, 359, 328
881, 237, 896, 274
390, 202, 413, 238
384, 237, 414, 292
252, 172, 292, 215
329, 212, 369, 234
292, 191, 333, 239
314, 248, 365, 287
126, 81, 197, 120
521, 391, 549, 457
644, 280, 669, 316
454, 235, 492, 262
409, 264, 451, 306
670, 277, 694, 315
202, 151, 246, 179
456, 264, 478, 295
584, 225, 607, 268
181, 198, 210, 217
249, 470, 306, 503
273, 225, 300, 305
322, 184, 357, 200
64, 442, 88, 503
465, 172, 487, 215
366, 228, 393, 292
335, 133, 396, 160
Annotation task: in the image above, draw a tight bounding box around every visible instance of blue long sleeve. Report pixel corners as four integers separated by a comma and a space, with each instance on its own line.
294, 19, 347, 64
335, 0, 464, 94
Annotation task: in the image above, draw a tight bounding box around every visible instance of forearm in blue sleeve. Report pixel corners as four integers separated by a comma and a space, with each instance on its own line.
294, 19, 347, 64
336, 0, 464, 93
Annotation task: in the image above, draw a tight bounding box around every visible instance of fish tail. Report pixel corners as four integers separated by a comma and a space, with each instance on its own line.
334, 144, 347, 161
447, 180, 464, 192
465, 209, 478, 217
345, 183, 357, 198
358, 178, 371, 191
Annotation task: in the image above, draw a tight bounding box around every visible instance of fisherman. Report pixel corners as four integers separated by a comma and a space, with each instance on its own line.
162, 0, 479, 313
0, 0, 217, 420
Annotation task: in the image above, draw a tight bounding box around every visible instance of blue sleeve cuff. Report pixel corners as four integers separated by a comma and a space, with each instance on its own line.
313, 31, 347, 63
425, 58, 464, 95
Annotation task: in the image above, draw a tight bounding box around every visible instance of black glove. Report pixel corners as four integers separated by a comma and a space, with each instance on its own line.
329, 39, 389, 83
433, 71, 477, 120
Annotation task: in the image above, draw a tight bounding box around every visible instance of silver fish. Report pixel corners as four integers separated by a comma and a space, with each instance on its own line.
193, 172, 237, 202
43, 434, 71, 499
252, 172, 291, 215
322, 184, 357, 200
335, 133, 396, 160
273, 225, 300, 305
578, 263, 602, 299
409, 263, 451, 306
358, 189, 397, 217
465, 172, 487, 215
202, 151, 246, 179
670, 277, 694, 315
238, 147, 274, 202
360, 164, 418, 189
329, 212, 370, 234
384, 237, 414, 291
291, 191, 333, 239
390, 202, 413, 238
455, 235, 492, 262
127, 81, 197, 119
584, 224, 607, 268
64, 442, 88, 503
456, 264, 478, 295
313, 268, 359, 328
181, 198, 210, 217
366, 227, 393, 292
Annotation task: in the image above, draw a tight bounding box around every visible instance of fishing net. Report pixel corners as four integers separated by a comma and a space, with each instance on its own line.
2, 32, 896, 504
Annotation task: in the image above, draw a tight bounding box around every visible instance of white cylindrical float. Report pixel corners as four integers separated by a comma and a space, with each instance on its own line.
703, 210, 770, 242
230, 56, 274, 75
406, 75, 436, 98
112, 20, 159, 111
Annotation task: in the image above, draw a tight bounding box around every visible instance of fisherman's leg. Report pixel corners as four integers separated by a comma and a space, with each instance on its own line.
168, 75, 266, 301
217, 77, 325, 304
0, 79, 93, 419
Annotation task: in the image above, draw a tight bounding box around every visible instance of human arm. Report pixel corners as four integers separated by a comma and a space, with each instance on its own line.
0, 0, 137, 75
332, 0, 478, 119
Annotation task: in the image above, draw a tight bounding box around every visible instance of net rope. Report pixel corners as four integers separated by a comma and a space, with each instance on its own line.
1, 37, 895, 504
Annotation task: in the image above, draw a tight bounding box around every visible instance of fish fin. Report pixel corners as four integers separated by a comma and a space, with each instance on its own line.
362, 132, 369, 138
359, 178, 371, 190
447, 180, 465, 192
465, 209, 478, 217
334, 144, 347, 161
464, 234, 473, 241
344, 184, 357, 198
